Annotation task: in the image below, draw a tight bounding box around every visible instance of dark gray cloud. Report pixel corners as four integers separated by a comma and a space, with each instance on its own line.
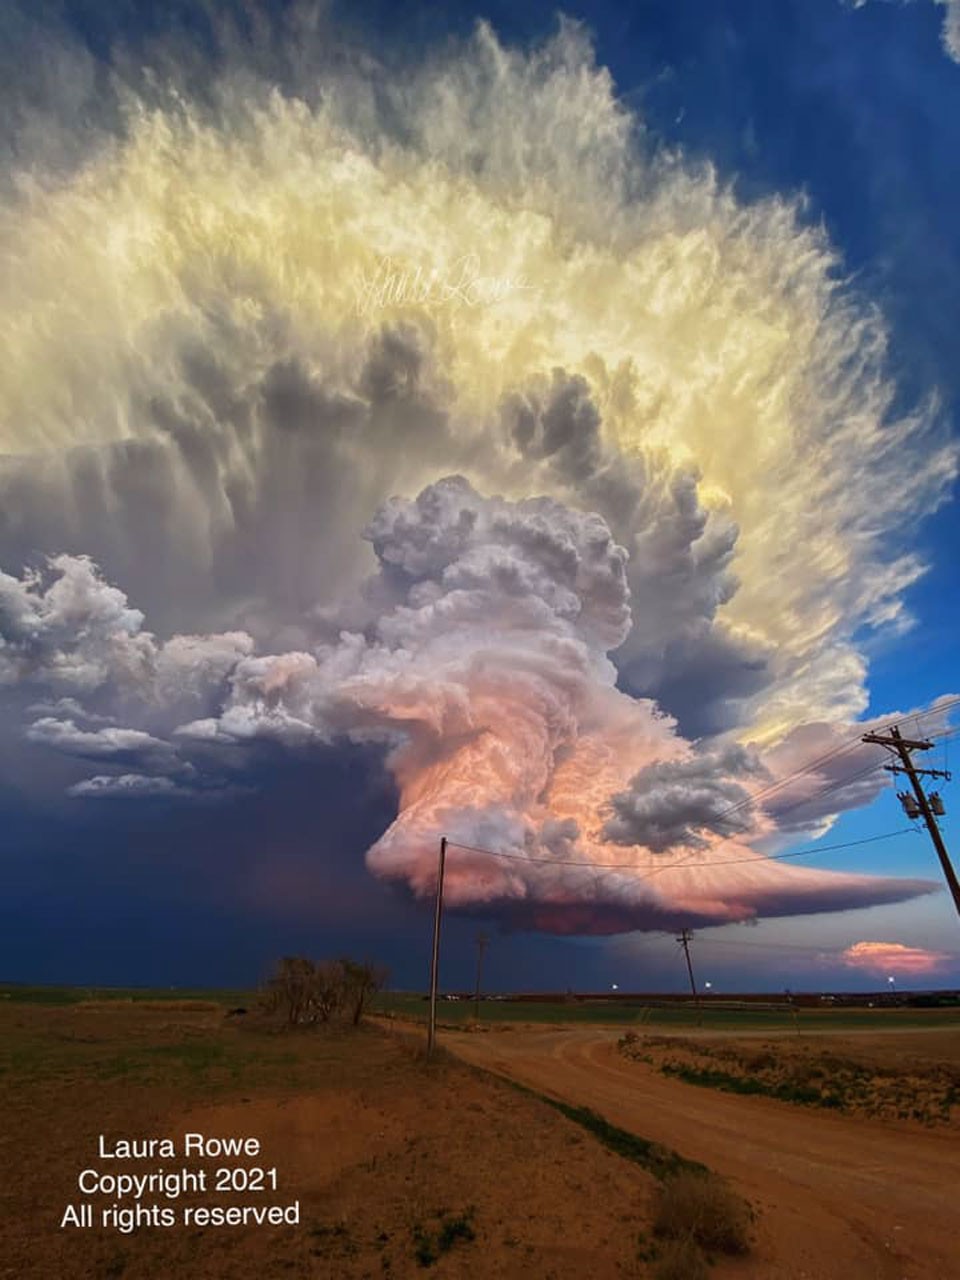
501, 368, 769, 734
602, 744, 764, 851
0, 321, 464, 642
25, 718, 180, 773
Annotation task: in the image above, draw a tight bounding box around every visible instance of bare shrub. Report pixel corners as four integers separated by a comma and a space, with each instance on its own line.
260, 955, 388, 1027
340, 959, 388, 1025
654, 1171, 750, 1255
652, 1236, 709, 1280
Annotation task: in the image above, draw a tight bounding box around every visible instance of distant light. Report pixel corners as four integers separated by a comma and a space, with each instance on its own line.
611, 983, 618, 991
704, 982, 712, 990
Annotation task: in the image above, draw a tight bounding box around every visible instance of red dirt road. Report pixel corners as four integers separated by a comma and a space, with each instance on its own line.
443, 1026, 960, 1280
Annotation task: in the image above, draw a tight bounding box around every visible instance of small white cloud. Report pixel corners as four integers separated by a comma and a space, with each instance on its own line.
936, 0, 960, 61
26, 717, 177, 767
67, 773, 181, 799
25, 697, 114, 724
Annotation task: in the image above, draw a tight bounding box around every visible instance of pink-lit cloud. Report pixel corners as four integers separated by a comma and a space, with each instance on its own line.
840, 940, 953, 977
0, 13, 955, 938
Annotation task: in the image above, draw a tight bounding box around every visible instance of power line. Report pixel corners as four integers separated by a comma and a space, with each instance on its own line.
695, 937, 853, 954
445, 826, 919, 875
762, 757, 888, 822
705, 698, 960, 828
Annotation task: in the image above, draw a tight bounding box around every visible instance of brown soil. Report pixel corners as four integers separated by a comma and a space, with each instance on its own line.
443, 1023, 960, 1280
0, 1004, 676, 1279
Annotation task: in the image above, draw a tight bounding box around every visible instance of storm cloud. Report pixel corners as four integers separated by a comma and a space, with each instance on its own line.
0, 6, 954, 936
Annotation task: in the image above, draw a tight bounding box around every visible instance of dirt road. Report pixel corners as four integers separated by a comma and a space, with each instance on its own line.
444, 1026, 960, 1280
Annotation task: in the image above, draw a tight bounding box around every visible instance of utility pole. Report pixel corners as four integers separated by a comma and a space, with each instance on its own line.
473, 932, 489, 1021
427, 836, 447, 1055
863, 725, 959, 919
677, 929, 700, 1018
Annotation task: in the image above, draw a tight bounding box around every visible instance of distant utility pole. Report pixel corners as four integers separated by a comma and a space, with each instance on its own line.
473, 932, 489, 1021
677, 929, 700, 1015
427, 836, 447, 1056
863, 725, 960, 919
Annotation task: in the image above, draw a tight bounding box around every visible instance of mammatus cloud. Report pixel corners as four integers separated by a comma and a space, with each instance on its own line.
0, 8, 954, 932
841, 940, 954, 976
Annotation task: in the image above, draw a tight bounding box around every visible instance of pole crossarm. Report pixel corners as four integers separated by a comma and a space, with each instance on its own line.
862, 732, 933, 751
883, 764, 952, 780
863, 726, 960, 920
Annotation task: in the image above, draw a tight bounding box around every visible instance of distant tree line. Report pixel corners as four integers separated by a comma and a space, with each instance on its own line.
261, 955, 388, 1027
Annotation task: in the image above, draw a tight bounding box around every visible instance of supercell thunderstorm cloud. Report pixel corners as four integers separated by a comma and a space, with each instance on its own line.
0, 5, 956, 935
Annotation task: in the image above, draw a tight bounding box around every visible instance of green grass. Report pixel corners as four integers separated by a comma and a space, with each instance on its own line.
0, 983, 254, 1006
373, 990, 960, 1032
504, 1079, 705, 1181
0, 1006, 373, 1094
660, 1062, 829, 1107
6, 983, 958, 1032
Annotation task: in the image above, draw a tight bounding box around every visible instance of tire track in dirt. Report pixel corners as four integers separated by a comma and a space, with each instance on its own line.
444, 1026, 959, 1280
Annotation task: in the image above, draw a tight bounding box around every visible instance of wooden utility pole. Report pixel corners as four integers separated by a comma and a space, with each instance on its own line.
473, 932, 489, 1021
677, 929, 700, 1015
863, 726, 959, 919
427, 836, 447, 1055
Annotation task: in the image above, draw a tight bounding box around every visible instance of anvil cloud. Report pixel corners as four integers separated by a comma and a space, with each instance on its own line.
0, 6, 954, 934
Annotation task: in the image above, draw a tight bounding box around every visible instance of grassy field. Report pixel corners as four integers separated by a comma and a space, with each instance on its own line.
5, 981, 959, 1032
0, 983, 257, 1006
0, 994, 755, 1279
618, 1027, 960, 1126
371, 990, 960, 1033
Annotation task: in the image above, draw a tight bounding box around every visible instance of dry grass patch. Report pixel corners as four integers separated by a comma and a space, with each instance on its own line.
653, 1235, 711, 1280
1, 1003, 676, 1279
620, 1030, 960, 1125
654, 1170, 751, 1256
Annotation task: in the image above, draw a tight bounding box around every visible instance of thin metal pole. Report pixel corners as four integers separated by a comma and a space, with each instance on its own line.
427, 836, 447, 1055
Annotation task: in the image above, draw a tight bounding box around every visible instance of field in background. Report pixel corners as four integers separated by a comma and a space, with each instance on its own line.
0, 983, 257, 1005
4, 982, 959, 1031
372, 990, 960, 1033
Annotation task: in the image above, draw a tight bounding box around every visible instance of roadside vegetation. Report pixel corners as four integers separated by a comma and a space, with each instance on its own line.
619, 1031, 960, 1125
505, 1079, 753, 1274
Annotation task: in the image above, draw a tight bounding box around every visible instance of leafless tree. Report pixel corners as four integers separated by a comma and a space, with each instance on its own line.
261, 954, 387, 1028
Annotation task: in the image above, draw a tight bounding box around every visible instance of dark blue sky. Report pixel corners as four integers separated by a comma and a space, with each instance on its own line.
2, 0, 957, 992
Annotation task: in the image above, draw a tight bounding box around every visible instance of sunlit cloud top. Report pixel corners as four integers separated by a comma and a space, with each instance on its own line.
0, 5, 955, 935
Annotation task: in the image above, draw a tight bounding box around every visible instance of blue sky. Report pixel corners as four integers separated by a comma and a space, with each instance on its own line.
0, 0, 957, 992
